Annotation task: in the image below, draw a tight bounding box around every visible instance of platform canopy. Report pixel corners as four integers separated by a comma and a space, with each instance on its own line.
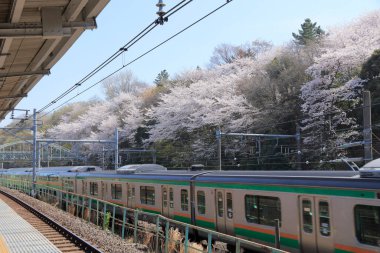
0, 0, 110, 120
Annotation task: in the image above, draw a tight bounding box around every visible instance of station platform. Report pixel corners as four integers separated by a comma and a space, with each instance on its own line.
0, 199, 61, 253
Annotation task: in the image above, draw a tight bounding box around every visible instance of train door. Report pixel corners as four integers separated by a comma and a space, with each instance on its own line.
101, 181, 106, 199
127, 183, 136, 209
161, 185, 174, 218
215, 190, 234, 235
81, 180, 86, 195
299, 196, 333, 253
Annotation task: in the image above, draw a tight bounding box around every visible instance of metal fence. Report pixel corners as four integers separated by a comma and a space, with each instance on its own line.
0, 177, 288, 253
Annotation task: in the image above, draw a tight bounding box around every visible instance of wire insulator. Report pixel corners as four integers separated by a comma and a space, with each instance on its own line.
156, 0, 166, 17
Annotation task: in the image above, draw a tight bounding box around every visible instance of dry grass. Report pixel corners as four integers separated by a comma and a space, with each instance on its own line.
167, 228, 182, 253
139, 221, 155, 247
68, 203, 76, 215
167, 228, 205, 253
180, 242, 204, 253
83, 207, 90, 220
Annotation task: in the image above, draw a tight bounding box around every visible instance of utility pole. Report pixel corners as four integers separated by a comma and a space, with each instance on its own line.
32, 109, 37, 197
115, 128, 119, 170
216, 127, 222, 171
296, 124, 302, 170
102, 146, 105, 169
363, 91, 373, 163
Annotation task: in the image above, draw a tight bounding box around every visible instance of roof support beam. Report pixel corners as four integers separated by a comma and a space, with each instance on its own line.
0, 0, 26, 68
0, 94, 27, 100
0, 70, 50, 78
64, 0, 89, 22
85, 0, 110, 18
0, 39, 12, 67
10, 0, 26, 23
0, 20, 97, 39
28, 39, 60, 71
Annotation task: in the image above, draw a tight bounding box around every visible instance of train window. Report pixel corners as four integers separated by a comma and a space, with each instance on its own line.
302, 200, 313, 233
64, 180, 74, 193
217, 192, 224, 217
163, 188, 168, 208
197, 191, 206, 214
181, 189, 189, 211
128, 185, 135, 202
169, 188, 174, 208
140, 186, 155, 205
227, 193, 233, 219
319, 201, 330, 236
111, 184, 122, 200
49, 176, 58, 182
245, 195, 281, 227
90, 182, 98, 196
355, 205, 380, 246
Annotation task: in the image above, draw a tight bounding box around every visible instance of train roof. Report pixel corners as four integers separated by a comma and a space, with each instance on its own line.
0, 167, 364, 178
2, 163, 380, 190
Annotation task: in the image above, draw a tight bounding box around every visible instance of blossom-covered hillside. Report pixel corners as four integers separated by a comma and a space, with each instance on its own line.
39, 11, 380, 169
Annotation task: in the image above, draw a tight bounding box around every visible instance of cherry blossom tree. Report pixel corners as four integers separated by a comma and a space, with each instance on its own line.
300, 10, 380, 161
146, 59, 260, 157
47, 92, 144, 155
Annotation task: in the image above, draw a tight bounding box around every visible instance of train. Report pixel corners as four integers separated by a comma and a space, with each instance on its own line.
0, 161, 380, 253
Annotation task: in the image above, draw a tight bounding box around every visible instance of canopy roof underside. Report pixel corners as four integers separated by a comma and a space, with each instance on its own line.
0, 0, 110, 120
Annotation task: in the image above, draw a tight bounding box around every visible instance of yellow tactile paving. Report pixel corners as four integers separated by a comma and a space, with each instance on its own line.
0, 235, 9, 253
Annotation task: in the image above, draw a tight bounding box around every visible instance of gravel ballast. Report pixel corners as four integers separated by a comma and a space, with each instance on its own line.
0, 187, 147, 253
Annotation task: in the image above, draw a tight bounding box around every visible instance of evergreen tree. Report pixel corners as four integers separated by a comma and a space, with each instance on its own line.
292, 18, 325, 45
154, 70, 169, 87
360, 49, 380, 98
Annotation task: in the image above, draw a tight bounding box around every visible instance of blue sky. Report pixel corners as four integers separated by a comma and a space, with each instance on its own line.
3, 0, 379, 126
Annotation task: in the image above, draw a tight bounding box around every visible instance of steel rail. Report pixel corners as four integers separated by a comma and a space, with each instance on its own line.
0, 189, 103, 253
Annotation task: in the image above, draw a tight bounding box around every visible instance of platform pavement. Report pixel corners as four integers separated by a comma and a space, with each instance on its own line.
0, 198, 61, 253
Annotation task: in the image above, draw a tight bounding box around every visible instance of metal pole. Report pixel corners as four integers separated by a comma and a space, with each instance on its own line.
37, 141, 41, 168
363, 91, 373, 163
32, 109, 37, 197
217, 127, 222, 171
207, 233, 212, 253
102, 146, 105, 169
115, 128, 119, 170
296, 124, 302, 170
155, 216, 160, 253
275, 219, 281, 249
134, 210, 138, 243
184, 225, 189, 253
165, 221, 169, 253
122, 208, 126, 239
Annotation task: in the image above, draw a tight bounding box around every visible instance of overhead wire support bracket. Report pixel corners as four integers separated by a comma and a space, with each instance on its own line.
155, 16, 169, 25
155, 0, 169, 26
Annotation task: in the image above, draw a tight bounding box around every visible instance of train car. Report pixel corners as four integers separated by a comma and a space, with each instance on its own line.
1, 164, 379, 253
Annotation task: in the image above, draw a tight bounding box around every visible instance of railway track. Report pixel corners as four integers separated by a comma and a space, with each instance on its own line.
0, 190, 102, 253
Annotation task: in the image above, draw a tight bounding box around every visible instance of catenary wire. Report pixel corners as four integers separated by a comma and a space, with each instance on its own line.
38, 0, 234, 119
37, 0, 194, 114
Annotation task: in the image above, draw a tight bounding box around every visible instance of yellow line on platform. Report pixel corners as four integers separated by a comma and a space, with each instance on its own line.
0, 235, 9, 253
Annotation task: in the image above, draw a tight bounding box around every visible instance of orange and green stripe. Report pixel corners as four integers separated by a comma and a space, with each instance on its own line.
195, 216, 216, 230
235, 223, 299, 249
174, 212, 191, 223
195, 182, 375, 199
335, 244, 379, 253
136, 205, 161, 214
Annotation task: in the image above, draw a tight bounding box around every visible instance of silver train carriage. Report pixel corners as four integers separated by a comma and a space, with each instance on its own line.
1, 163, 380, 253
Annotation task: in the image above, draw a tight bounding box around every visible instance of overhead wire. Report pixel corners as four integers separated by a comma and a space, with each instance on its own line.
38, 0, 235, 118
37, 0, 194, 114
